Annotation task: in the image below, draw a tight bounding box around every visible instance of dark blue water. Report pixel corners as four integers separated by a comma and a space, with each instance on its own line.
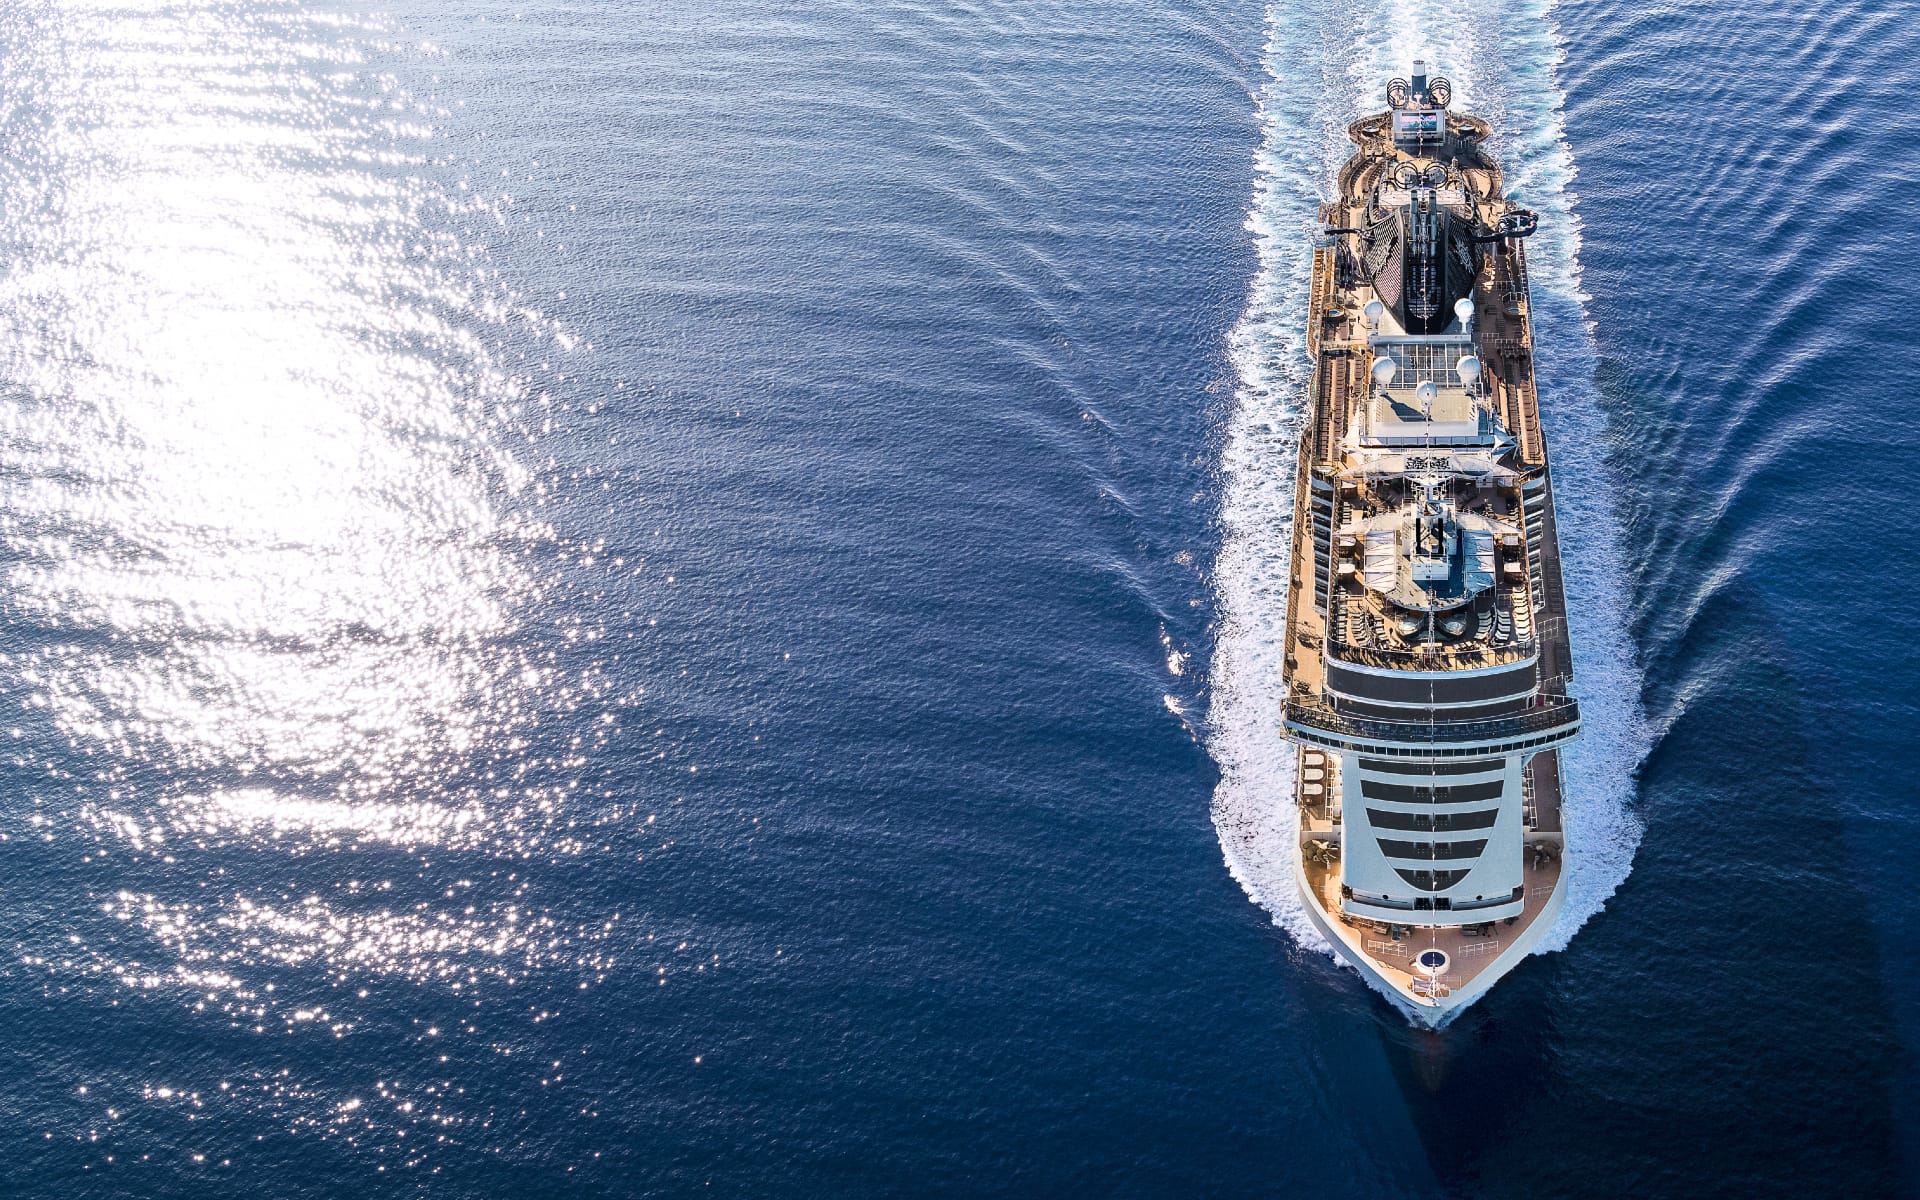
0, 0, 1911, 1195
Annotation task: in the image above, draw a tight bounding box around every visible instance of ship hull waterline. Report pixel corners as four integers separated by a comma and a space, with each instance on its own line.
1292, 829, 1568, 1027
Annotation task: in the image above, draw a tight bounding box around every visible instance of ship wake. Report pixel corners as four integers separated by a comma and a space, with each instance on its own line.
1209, 0, 1648, 988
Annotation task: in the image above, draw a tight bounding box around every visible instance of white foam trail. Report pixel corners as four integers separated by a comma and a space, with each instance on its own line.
1210, 0, 1648, 978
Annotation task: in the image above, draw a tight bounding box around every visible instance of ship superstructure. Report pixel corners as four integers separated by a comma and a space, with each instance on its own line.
1284, 64, 1581, 1023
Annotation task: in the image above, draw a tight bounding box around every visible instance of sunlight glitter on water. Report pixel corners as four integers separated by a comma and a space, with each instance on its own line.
0, 11, 532, 785
0, 2, 607, 1005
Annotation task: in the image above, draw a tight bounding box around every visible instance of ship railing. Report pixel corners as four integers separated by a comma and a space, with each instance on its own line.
1327, 639, 1533, 672
1500, 236, 1531, 313
1306, 246, 1334, 358
1284, 694, 1581, 747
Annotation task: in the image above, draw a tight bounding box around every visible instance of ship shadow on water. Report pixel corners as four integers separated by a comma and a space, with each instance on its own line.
1352, 574, 1907, 1198
1371, 959, 1570, 1189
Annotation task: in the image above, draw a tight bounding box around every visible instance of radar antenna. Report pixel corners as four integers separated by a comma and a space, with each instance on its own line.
1498, 209, 1538, 238
1467, 209, 1541, 244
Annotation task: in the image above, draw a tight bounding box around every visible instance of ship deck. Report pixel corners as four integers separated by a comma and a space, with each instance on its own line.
1286, 108, 1576, 694
1298, 746, 1565, 1003
1281, 99, 1580, 1017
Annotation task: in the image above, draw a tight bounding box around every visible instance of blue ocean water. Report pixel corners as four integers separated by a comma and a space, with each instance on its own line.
0, 0, 1911, 1196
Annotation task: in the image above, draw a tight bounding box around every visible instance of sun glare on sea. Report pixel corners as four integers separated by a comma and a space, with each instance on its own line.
0, 3, 609, 1003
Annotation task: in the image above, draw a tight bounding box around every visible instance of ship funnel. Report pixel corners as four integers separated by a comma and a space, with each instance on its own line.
1370, 356, 1397, 389
1455, 354, 1482, 388
1454, 296, 1475, 332
1363, 298, 1385, 330
1411, 60, 1428, 97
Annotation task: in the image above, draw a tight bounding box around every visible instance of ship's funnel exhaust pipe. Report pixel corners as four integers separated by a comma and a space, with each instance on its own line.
1411, 59, 1428, 100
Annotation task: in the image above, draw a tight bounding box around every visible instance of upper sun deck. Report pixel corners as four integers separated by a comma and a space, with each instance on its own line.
1361, 334, 1495, 446
1286, 68, 1573, 690
1313, 467, 1537, 674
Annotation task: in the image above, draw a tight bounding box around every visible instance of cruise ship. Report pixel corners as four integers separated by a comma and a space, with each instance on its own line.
1284, 64, 1581, 1024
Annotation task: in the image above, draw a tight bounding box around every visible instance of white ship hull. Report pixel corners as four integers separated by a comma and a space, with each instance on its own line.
1294, 839, 1566, 1027
1275, 64, 1584, 1024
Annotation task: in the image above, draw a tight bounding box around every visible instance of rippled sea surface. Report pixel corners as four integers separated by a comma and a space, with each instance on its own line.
0, 0, 1912, 1195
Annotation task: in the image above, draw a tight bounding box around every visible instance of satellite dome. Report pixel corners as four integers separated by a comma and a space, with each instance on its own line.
1454, 296, 1475, 328
1455, 354, 1482, 386
1370, 356, 1397, 387
1363, 299, 1385, 329
1415, 380, 1438, 409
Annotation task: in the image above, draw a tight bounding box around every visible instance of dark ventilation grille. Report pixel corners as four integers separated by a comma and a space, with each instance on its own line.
1367, 808, 1498, 832
1394, 868, 1471, 892
1360, 779, 1505, 804
1360, 758, 1502, 776
1363, 212, 1403, 311
1377, 839, 1488, 861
